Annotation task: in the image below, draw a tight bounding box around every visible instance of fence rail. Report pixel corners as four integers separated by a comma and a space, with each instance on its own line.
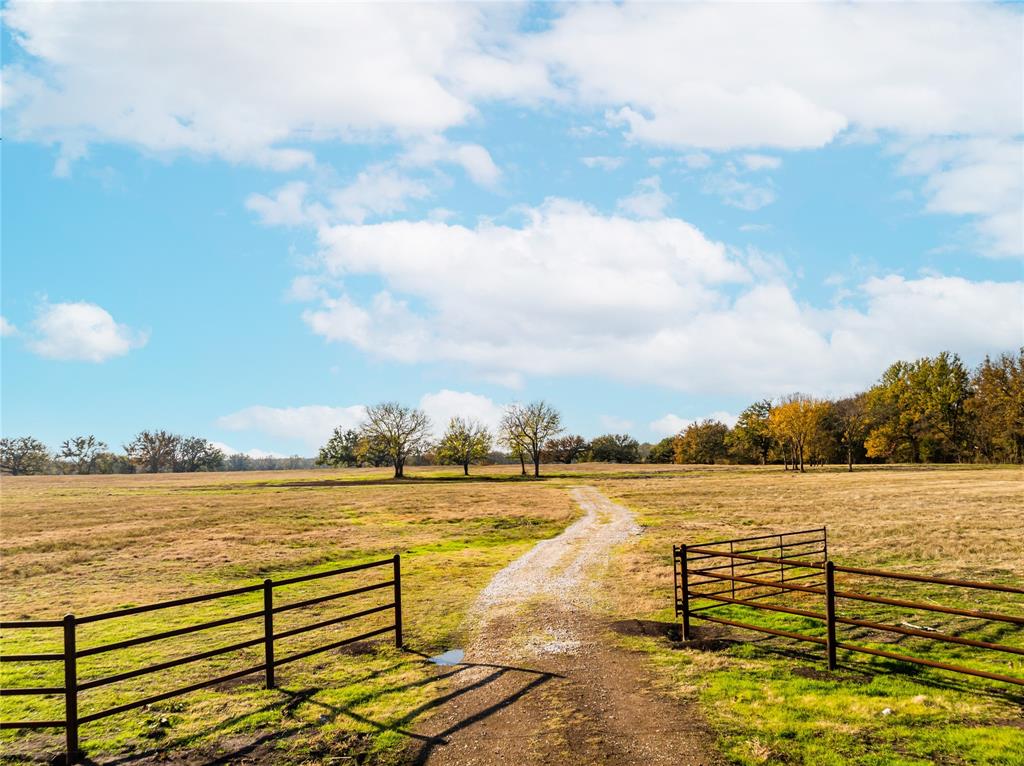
673, 529, 1024, 687
0, 555, 404, 764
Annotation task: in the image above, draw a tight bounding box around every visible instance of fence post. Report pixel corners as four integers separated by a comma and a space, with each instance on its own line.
63, 614, 79, 765
393, 554, 403, 648
263, 579, 275, 689
825, 561, 837, 671
680, 545, 691, 641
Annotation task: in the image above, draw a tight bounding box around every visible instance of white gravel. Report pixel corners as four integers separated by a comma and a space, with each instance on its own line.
467, 485, 641, 651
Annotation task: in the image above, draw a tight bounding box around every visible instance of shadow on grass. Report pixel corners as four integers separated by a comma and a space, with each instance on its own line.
679, 629, 1024, 706
61, 647, 561, 765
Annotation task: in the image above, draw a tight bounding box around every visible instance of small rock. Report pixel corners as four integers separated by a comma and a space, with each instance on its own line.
881, 708, 893, 716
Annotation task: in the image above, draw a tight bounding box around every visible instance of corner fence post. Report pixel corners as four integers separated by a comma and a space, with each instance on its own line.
393, 554, 403, 648
63, 614, 79, 765
825, 561, 837, 671
263, 579, 275, 689
680, 545, 691, 641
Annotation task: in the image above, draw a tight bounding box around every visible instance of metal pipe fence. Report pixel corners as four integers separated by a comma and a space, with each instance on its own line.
1, 555, 404, 764
673, 530, 1023, 687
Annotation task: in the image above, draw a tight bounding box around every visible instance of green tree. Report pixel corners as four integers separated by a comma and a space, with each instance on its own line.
589, 433, 640, 463
545, 435, 589, 464
174, 437, 225, 472
968, 349, 1024, 463
436, 417, 492, 475
0, 437, 51, 475
647, 436, 675, 463
359, 402, 431, 478
317, 427, 361, 467
728, 400, 773, 464
830, 395, 870, 471
673, 420, 729, 464
124, 430, 179, 473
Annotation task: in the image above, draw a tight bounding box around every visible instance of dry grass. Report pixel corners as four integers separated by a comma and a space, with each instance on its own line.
1, 463, 1021, 765
0, 468, 578, 763
596, 464, 1024, 766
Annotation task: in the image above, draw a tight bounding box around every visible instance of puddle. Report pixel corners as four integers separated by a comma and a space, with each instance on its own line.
428, 649, 465, 665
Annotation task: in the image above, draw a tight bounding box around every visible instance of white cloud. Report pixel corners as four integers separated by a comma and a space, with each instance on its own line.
650, 410, 738, 436
291, 202, 1022, 397
245, 181, 310, 227
0, 316, 17, 336
616, 176, 671, 219
247, 167, 432, 227
899, 138, 1024, 257
419, 390, 505, 437
329, 167, 432, 224
217, 404, 367, 451
702, 173, 777, 211
649, 414, 692, 436
741, 154, 782, 172
402, 136, 501, 188
599, 415, 634, 433
581, 156, 625, 171
27, 302, 147, 362
5, 2, 1020, 255
533, 4, 1020, 146
1, 3, 515, 169
209, 441, 287, 460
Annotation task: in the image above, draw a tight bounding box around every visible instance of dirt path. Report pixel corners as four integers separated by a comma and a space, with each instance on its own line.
410, 486, 720, 766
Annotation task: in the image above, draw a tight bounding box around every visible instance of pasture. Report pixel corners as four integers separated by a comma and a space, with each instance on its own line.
1, 464, 1022, 765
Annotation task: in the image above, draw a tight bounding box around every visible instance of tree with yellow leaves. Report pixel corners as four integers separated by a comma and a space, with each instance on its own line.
768, 394, 829, 472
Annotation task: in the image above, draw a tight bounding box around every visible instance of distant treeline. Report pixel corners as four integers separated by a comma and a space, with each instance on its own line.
0, 431, 316, 476
2, 349, 1020, 477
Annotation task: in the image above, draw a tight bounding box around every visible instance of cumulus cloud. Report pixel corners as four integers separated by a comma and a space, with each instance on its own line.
0, 316, 16, 336
599, 415, 634, 432
616, 176, 671, 218
899, 138, 1024, 257
1, 3, 515, 169
247, 167, 432, 227
581, 156, 625, 171
741, 154, 782, 172
217, 391, 505, 448
290, 202, 1022, 397
217, 404, 367, 451
5, 2, 1019, 255
209, 442, 287, 459
650, 411, 739, 436
26, 302, 147, 362
419, 390, 505, 436
401, 136, 501, 188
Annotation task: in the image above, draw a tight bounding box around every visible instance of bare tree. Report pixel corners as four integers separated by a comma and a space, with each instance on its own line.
124, 430, 179, 473
359, 402, 432, 478
0, 437, 51, 475
501, 401, 563, 477
59, 435, 108, 474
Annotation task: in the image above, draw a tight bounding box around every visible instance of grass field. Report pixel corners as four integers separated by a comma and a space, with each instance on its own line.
0, 468, 579, 763
599, 465, 1024, 766
1, 463, 1022, 765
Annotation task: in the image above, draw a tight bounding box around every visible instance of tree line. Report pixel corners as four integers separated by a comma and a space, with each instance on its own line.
660, 349, 1023, 470
4, 349, 1019, 477
0, 431, 315, 476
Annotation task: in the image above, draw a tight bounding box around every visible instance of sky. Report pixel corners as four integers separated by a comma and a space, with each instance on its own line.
1, 1, 1022, 458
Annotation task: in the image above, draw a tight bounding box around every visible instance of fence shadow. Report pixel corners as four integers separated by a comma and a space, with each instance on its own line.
66, 648, 560, 766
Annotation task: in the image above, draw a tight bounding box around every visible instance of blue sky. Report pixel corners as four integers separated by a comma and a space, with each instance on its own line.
2, 2, 1022, 457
